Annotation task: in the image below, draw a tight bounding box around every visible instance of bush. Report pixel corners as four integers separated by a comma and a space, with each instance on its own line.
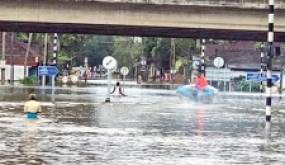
20, 75, 38, 85
238, 79, 262, 92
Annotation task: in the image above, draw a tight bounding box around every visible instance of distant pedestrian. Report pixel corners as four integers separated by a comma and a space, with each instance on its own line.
137, 75, 142, 85
83, 71, 87, 83
24, 94, 42, 119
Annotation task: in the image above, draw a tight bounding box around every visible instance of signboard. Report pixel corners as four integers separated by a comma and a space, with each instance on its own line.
120, 67, 129, 76
141, 65, 147, 71
213, 57, 224, 68
38, 66, 59, 76
206, 68, 231, 81
192, 56, 200, 61
246, 73, 280, 84
141, 56, 147, 66
103, 56, 117, 70
0, 60, 5, 69
193, 61, 200, 69
141, 61, 147, 65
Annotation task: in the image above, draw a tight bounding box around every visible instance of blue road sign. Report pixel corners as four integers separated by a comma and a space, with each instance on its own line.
192, 56, 200, 61
38, 66, 59, 76
246, 73, 280, 84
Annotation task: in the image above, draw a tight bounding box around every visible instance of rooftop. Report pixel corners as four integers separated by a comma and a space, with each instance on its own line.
204, 41, 285, 70
0, 33, 43, 66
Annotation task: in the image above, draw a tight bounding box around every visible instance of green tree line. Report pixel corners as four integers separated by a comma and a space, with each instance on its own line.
15, 33, 196, 75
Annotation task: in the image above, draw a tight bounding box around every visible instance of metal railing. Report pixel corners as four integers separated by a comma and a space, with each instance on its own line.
78, 0, 285, 8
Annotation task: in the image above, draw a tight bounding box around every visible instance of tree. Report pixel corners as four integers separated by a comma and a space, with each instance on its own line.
23, 33, 33, 77
112, 36, 142, 70
14, 33, 196, 77
145, 38, 194, 71
59, 34, 113, 67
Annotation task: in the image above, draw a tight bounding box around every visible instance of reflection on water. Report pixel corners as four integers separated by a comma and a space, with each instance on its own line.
196, 107, 205, 136
18, 119, 44, 165
0, 86, 285, 164
0, 102, 284, 164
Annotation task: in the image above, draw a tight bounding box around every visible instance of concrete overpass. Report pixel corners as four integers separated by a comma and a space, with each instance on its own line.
0, 0, 285, 41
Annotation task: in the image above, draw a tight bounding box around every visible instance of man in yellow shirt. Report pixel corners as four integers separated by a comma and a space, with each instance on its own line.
24, 94, 42, 119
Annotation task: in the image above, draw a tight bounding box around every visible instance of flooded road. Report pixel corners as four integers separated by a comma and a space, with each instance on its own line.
0, 85, 285, 165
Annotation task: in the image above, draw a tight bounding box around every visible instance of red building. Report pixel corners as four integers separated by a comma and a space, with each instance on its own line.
0, 33, 42, 66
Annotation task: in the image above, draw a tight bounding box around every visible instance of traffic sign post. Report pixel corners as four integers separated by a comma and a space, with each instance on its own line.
192, 61, 199, 70
103, 56, 117, 103
246, 72, 280, 84
38, 66, 59, 89
141, 56, 147, 66
120, 66, 129, 93
38, 66, 59, 77
213, 57, 225, 90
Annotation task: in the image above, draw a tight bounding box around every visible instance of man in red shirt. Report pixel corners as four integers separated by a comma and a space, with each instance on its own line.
195, 73, 208, 90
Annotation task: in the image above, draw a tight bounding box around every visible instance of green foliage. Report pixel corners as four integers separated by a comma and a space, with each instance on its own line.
238, 79, 260, 92
15, 33, 45, 44
14, 33, 196, 75
144, 37, 195, 70
20, 75, 38, 85
113, 37, 142, 69
253, 42, 262, 50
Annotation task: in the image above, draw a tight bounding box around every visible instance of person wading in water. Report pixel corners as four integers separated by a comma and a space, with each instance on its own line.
24, 94, 42, 119
110, 82, 127, 97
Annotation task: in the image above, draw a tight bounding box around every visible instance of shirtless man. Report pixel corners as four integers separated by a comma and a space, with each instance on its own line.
110, 82, 127, 96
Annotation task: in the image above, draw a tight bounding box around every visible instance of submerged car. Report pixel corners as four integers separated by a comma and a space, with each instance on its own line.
176, 84, 219, 104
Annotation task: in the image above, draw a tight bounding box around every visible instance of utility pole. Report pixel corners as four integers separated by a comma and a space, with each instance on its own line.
260, 42, 265, 94
52, 33, 58, 66
170, 38, 175, 82
1, 32, 6, 85
189, 46, 194, 83
279, 56, 284, 96
265, 0, 274, 147
200, 39, 206, 76
42, 33, 48, 86
10, 33, 14, 85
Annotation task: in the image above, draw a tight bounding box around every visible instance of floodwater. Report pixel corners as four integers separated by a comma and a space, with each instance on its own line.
0, 84, 285, 165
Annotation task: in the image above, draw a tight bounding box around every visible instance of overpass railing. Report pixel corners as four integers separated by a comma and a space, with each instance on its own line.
92, 0, 285, 8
